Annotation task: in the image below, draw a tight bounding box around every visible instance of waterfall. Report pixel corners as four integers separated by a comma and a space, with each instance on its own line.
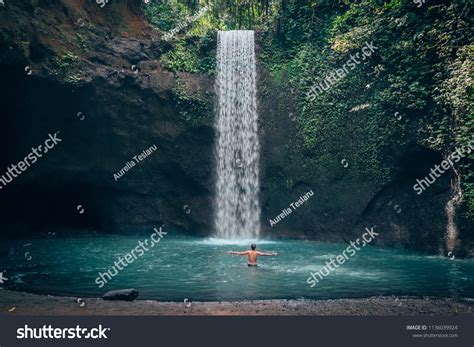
445, 165, 463, 252
213, 30, 261, 239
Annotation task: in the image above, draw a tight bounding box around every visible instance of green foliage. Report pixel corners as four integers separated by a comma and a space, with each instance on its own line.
204, 0, 277, 29
143, 1, 188, 31
162, 42, 201, 73
258, 0, 473, 215
436, 44, 474, 218
142, 0, 474, 218
143, 1, 216, 73
161, 37, 215, 73
51, 51, 78, 75
75, 32, 90, 52
51, 51, 85, 85
173, 76, 212, 124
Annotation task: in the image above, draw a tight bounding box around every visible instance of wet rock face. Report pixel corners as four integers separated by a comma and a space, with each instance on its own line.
256, 57, 473, 257
0, 0, 215, 237
1, 1, 472, 258
0, 59, 215, 237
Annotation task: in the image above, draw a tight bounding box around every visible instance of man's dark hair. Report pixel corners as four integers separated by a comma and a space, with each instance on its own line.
251, 243, 256, 250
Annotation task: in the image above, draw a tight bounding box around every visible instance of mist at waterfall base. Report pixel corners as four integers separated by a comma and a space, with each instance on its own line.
1, 234, 473, 301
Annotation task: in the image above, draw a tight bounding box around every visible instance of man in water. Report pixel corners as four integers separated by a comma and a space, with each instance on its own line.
227, 244, 277, 266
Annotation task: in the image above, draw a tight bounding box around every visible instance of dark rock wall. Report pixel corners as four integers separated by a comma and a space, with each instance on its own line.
0, 0, 214, 237
0, 0, 471, 257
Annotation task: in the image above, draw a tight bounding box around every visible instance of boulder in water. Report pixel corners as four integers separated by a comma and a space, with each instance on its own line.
102, 289, 139, 301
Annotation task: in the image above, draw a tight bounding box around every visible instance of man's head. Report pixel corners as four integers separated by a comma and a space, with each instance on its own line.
251, 243, 256, 250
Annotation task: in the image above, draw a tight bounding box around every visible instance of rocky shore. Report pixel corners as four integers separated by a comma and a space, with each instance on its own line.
0, 290, 472, 316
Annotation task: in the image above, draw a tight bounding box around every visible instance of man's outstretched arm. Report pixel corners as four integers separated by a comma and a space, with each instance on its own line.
227, 251, 250, 255
257, 251, 278, 256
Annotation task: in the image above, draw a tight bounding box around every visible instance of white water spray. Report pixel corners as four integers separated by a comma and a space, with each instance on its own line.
213, 30, 261, 239
445, 165, 462, 252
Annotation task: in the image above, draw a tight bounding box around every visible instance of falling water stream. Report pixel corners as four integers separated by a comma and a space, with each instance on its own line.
445, 166, 463, 252
213, 30, 260, 239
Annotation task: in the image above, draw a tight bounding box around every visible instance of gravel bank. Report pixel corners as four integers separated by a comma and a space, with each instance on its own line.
0, 290, 472, 316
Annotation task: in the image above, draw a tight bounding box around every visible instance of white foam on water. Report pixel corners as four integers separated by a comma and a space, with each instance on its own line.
198, 237, 277, 246
335, 268, 385, 279
310, 254, 339, 260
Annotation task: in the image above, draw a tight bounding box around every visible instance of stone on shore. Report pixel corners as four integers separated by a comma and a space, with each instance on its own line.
102, 289, 139, 301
